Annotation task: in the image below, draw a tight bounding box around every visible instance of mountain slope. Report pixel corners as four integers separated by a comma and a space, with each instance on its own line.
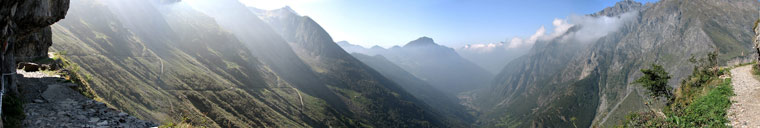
251, 6, 450, 126
51, 0, 325, 127
52, 0, 452, 127
51, 0, 448, 127
351, 53, 475, 126
480, 0, 760, 127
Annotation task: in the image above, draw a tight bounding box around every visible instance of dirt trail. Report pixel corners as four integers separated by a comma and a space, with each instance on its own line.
728, 65, 760, 128
16, 70, 156, 128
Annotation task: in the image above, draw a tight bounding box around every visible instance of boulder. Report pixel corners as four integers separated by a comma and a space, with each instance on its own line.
18, 62, 40, 72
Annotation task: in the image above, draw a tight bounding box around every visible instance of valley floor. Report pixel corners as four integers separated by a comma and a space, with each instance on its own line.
728, 65, 760, 127
16, 70, 155, 128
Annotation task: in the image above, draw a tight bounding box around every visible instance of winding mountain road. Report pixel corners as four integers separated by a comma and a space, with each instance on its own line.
728, 65, 760, 128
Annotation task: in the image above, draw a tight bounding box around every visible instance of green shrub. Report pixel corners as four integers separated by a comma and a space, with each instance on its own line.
635, 64, 673, 101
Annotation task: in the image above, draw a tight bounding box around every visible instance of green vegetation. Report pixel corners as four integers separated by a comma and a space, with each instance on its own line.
634, 64, 673, 101
159, 116, 197, 128
620, 52, 734, 127
492, 115, 522, 128
50, 52, 99, 101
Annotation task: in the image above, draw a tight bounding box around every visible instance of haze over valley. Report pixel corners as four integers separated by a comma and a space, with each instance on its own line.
1, 0, 760, 127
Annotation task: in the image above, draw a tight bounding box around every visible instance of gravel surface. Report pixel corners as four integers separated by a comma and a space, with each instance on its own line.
16, 70, 156, 128
727, 66, 760, 128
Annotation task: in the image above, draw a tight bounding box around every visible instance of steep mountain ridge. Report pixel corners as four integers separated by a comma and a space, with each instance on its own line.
480, 0, 760, 127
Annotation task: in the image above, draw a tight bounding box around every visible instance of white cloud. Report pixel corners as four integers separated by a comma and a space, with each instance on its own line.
461, 11, 638, 55
561, 11, 639, 43
548, 18, 573, 40
507, 25, 547, 48
463, 42, 504, 53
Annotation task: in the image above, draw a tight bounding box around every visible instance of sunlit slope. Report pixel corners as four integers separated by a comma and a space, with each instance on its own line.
51, 0, 447, 127
51, 0, 344, 127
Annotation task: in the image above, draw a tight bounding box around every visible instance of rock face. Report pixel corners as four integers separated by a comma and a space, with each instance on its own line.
0, 0, 69, 126
754, 19, 760, 67
14, 27, 53, 62
0, 0, 70, 97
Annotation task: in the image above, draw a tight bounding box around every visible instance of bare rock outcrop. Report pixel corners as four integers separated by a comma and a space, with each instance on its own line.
1, 0, 70, 126
1, 0, 71, 94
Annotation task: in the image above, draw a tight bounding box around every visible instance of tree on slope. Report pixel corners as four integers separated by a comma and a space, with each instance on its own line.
635, 64, 673, 104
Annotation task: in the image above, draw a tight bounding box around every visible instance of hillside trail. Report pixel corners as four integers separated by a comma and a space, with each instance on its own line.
727, 65, 760, 128
15, 70, 156, 127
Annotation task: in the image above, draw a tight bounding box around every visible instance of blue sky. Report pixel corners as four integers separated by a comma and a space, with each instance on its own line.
239, 0, 659, 48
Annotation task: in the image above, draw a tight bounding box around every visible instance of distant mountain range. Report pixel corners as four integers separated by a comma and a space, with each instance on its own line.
338, 37, 494, 95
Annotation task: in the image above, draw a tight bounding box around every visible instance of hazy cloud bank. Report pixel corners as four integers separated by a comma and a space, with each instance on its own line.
457, 11, 638, 72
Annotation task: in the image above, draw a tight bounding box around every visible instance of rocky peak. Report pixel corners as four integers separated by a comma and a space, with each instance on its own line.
279, 6, 298, 15
591, 0, 644, 17
404, 37, 438, 47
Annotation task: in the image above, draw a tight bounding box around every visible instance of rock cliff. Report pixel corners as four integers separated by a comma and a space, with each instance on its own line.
1, 0, 70, 93
0, 0, 70, 126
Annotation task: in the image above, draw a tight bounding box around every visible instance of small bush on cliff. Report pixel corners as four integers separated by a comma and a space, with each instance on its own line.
634, 64, 673, 102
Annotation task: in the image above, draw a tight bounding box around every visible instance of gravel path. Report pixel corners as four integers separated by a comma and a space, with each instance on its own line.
16, 70, 156, 128
728, 65, 760, 128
